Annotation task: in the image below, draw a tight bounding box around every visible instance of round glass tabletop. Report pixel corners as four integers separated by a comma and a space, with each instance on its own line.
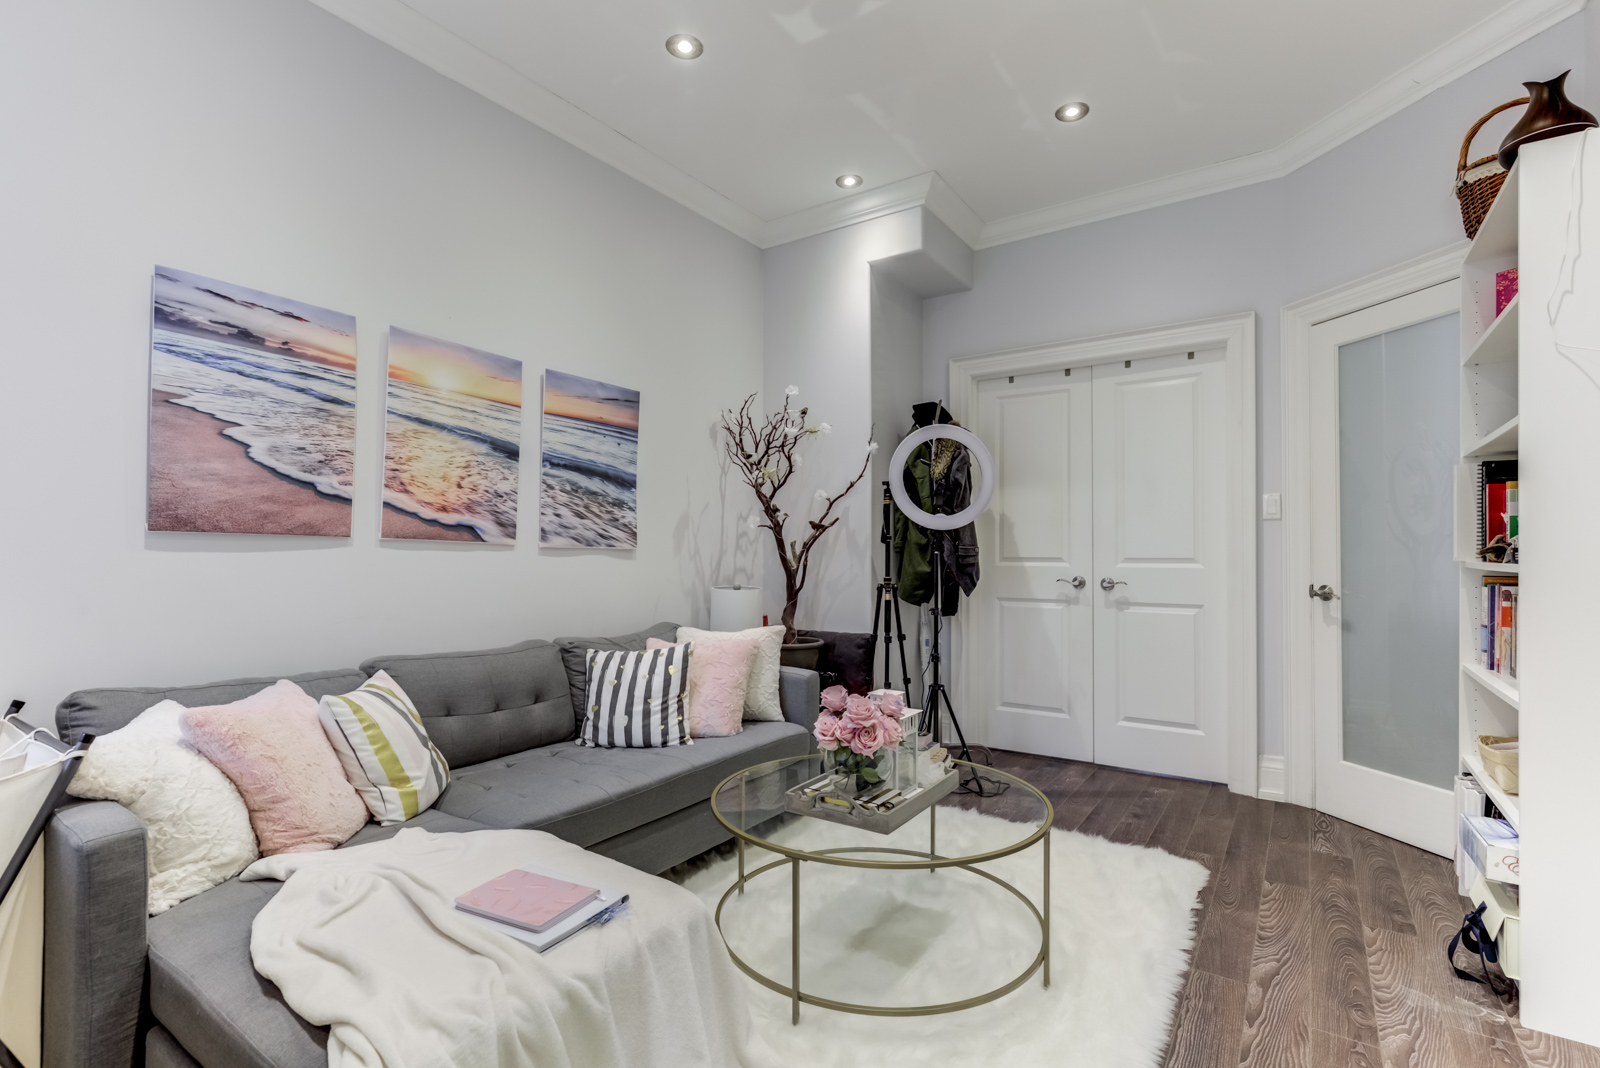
710, 753, 1052, 868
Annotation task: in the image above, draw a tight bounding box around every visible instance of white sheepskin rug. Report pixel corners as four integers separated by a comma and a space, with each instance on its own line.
678, 806, 1210, 1068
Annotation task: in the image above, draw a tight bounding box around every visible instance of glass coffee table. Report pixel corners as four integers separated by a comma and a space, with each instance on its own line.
710, 754, 1053, 1023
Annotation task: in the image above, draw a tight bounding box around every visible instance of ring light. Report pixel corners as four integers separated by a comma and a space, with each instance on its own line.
887, 424, 995, 530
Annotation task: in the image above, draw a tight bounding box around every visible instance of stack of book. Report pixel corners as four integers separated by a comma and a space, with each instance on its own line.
1478, 575, 1518, 678
454, 867, 629, 952
1473, 459, 1518, 563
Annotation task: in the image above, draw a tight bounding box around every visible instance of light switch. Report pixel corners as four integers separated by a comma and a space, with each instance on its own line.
1262, 492, 1281, 520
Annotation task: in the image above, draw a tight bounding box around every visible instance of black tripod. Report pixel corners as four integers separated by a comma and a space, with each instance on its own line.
876, 481, 1007, 798
924, 542, 1007, 797
871, 482, 914, 696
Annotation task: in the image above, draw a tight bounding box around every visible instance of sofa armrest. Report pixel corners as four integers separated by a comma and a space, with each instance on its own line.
777, 667, 820, 744
44, 801, 147, 1068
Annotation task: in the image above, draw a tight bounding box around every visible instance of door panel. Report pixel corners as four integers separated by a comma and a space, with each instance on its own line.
1114, 603, 1201, 731
975, 373, 1094, 760
998, 392, 1069, 560
1093, 351, 1230, 782
1115, 376, 1199, 562
1308, 282, 1459, 856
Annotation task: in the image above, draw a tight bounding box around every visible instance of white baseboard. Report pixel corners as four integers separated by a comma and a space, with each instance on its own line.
1257, 755, 1287, 802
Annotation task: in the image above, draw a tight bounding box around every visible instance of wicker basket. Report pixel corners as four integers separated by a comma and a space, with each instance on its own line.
1455, 98, 1529, 239
1477, 734, 1520, 796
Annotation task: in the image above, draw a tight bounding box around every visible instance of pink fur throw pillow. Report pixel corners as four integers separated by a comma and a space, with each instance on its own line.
647, 636, 757, 738
180, 679, 369, 855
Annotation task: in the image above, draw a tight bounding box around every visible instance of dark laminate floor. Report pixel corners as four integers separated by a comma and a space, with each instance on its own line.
945, 750, 1600, 1068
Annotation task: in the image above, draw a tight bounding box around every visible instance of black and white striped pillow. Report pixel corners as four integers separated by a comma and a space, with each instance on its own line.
578, 645, 693, 748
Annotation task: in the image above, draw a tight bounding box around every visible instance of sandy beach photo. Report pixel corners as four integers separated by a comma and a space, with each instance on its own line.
381, 327, 523, 545
539, 369, 639, 549
146, 267, 358, 536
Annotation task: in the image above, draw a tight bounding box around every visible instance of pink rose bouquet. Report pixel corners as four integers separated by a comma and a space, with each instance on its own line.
812, 690, 910, 790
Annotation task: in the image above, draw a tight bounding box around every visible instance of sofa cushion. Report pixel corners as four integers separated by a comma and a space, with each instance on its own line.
432, 720, 809, 846
554, 623, 680, 733
359, 641, 574, 768
146, 810, 485, 1068
56, 668, 367, 744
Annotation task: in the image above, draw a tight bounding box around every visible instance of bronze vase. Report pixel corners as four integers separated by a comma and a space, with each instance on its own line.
1498, 70, 1598, 170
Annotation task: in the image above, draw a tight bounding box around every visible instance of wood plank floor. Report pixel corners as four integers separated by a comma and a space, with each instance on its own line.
946, 750, 1600, 1068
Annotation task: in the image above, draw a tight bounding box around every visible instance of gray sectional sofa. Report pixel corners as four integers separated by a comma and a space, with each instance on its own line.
41, 623, 819, 1068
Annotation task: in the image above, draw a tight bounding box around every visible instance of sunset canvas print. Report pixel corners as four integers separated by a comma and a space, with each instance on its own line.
147, 267, 357, 536
381, 327, 523, 544
540, 370, 639, 548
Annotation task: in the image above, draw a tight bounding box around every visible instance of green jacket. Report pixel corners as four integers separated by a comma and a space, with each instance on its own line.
892, 444, 938, 606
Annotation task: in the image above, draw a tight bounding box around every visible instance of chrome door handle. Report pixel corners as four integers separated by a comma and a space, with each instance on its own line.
1100, 577, 1127, 591
1309, 584, 1339, 601
1058, 576, 1087, 590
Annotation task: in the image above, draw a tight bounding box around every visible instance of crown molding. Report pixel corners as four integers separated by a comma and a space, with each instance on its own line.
757, 173, 935, 248
972, 0, 1583, 248
304, 0, 767, 245
309, 0, 1580, 254
753, 170, 986, 249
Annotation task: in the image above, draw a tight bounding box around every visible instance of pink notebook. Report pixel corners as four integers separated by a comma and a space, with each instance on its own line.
454, 870, 602, 934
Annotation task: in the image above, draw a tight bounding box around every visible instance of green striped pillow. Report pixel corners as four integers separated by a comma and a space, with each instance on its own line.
317, 671, 450, 826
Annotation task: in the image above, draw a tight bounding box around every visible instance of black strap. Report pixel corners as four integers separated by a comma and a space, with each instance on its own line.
1448, 902, 1514, 997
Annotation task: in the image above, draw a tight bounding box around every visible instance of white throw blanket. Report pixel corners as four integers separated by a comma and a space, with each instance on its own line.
242, 828, 780, 1068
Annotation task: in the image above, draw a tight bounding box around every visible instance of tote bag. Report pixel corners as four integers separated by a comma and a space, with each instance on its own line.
0, 715, 80, 1068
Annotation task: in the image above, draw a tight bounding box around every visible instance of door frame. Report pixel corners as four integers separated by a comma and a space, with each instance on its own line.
1280, 242, 1469, 810
948, 312, 1258, 796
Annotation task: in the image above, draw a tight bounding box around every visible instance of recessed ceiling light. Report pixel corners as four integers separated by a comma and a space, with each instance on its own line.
836, 174, 862, 189
666, 34, 702, 59
1055, 102, 1090, 122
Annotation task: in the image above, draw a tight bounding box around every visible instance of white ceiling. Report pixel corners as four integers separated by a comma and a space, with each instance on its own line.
311, 0, 1580, 248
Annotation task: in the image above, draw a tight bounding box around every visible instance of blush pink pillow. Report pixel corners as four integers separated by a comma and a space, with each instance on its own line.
647, 636, 757, 738
180, 680, 368, 855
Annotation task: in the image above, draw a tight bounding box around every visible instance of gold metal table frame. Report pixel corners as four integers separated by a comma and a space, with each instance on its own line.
710, 758, 1054, 1024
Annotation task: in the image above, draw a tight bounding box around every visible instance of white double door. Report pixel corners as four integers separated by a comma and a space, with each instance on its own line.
972, 349, 1232, 782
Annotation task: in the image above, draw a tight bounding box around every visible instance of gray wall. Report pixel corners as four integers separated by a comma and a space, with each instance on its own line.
921, 15, 1591, 757
0, 0, 764, 712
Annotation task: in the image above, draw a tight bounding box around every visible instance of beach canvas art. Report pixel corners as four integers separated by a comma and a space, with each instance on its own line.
147, 267, 358, 536
382, 327, 523, 544
540, 370, 639, 548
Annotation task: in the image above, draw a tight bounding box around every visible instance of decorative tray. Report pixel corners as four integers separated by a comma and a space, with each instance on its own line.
783, 762, 958, 835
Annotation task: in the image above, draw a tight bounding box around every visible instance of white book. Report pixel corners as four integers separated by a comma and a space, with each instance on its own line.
1454, 773, 1488, 895
1461, 813, 1520, 885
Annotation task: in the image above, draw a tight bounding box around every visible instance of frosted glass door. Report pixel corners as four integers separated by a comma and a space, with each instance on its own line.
1337, 313, 1459, 789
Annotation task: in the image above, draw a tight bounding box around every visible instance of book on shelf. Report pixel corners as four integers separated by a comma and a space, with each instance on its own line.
1474, 459, 1518, 564
1462, 813, 1520, 884
1496, 268, 1519, 317
1477, 575, 1518, 679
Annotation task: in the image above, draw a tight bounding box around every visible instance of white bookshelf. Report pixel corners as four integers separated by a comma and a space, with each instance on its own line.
1456, 157, 1520, 799
1457, 133, 1600, 1045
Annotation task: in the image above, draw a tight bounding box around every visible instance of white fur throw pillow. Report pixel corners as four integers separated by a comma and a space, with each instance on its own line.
677, 624, 786, 721
67, 700, 259, 914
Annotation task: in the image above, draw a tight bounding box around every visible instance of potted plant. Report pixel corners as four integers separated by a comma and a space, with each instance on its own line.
720, 387, 873, 667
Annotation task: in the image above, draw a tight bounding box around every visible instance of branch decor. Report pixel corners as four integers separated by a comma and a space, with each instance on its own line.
720, 387, 873, 642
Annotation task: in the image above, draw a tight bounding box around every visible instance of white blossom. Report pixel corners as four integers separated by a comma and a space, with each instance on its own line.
746, 515, 760, 529
867, 440, 880, 454
792, 455, 804, 469
784, 384, 799, 396
815, 489, 828, 502
819, 422, 833, 435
